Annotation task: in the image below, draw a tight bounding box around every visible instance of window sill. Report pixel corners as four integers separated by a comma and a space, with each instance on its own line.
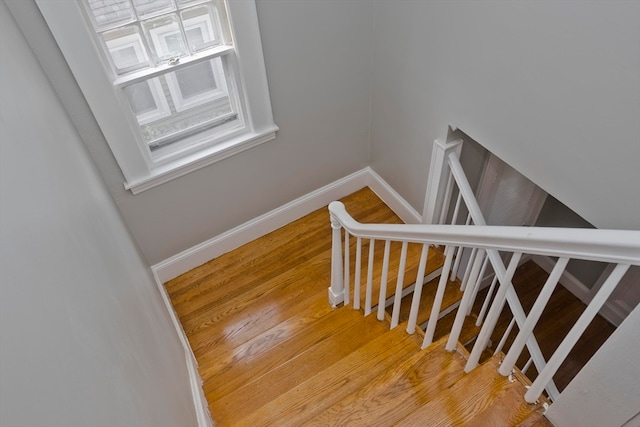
124, 126, 278, 194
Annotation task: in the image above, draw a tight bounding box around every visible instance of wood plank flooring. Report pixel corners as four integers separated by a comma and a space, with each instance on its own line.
164, 187, 563, 425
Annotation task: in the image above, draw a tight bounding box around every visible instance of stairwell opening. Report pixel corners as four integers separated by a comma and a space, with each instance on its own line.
441, 126, 637, 327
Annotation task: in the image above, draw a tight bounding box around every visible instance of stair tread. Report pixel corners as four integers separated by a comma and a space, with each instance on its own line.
395, 355, 548, 426
299, 335, 468, 426
390, 274, 463, 327
235, 320, 424, 427
208, 306, 392, 425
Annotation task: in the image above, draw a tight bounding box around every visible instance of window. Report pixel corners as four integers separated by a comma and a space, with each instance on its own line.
37, 0, 277, 193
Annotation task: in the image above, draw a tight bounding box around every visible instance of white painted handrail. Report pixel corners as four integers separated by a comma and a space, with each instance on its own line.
328, 138, 640, 405
329, 203, 640, 265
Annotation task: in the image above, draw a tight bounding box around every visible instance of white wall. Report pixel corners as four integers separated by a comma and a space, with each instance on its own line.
370, 0, 640, 231
0, 4, 197, 425
11, 0, 374, 265
545, 302, 640, 427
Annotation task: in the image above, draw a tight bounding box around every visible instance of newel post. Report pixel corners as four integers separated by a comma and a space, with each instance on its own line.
328, 208, 344, 307
422, 138, 463, 224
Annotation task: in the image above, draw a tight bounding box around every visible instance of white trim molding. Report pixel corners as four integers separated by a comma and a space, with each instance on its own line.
152, 167, 420, 282
150, 269, 213, 427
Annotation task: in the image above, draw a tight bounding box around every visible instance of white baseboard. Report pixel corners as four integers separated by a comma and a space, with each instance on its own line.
531, 255, 627, 326
150, 269, 213, 427
365, 168, 422, 224
152, 167, 420, 283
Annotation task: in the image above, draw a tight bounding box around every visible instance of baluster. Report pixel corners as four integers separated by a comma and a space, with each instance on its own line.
525, 263, 630, 403
464, 252, 522, 367
377, 240, 392, 321
460, 247, 478, 291
450, 214, 472, 280
522, 357, 533, 374
499, 257, 570, 376
353, 237, 362, 310
476, 276, 498, 326
446, 248, 486, 351
494, 317, 516, 355
390, 242, 409, 328
406, 244, 430, 334
343, 231, 350, 305
438, 172, 455, 224
450, 192, 463, 226
328, 213, 344, 307
467, 254, 490, 315
364, 239, 376, 315
422, 245, 456, 347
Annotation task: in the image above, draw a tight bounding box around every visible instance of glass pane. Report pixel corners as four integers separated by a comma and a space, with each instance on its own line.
142, 14, 187, 63
165, 58, 228, 112
102, 25, 150, 74
84, 0, 135, 30
181, 4, 222, 52
132, 0, 176, 19
140, 58, 234, 145
123, 78, 170, 125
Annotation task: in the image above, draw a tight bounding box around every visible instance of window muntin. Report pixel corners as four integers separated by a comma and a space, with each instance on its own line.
83, 0, 241, 161
37, 0, 277, 193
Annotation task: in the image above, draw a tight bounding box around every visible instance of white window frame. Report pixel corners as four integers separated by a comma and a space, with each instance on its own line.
36, 0, 278, 194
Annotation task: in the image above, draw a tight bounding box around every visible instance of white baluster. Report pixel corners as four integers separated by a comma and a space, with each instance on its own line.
328, 213, 344, 307
460, 247, 478, 291
343, 231, 350, 305
450, 214, 472, 281
423, 245, 456, 347
467, 254, 490, 315
522, 357, 533, 374
499, 257, 570, 376
364, 239, 375, 316
525, 263, 630, 403
494, 317, 516, 355
377, 240, 392, 321
446, 249, 487, 351
476, 276, 498, 326
406, 244, 430, 334
463, 252, 522, 366
390, 241, 409, 328
354, 237, 362, 310
438, 172, 455, 224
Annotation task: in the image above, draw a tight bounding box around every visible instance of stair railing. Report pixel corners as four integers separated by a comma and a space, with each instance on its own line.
329, 139, 640, 404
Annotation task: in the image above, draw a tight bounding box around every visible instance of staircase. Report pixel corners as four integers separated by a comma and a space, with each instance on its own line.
165, 188, 552, 426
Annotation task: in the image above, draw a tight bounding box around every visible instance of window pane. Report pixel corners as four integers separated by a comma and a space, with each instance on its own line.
175, 61, 216, 98
123, 78, 171, 126
102, 25, 150, 73
142, 13, 187, 63
85, 0, 135, 30
181, 3, 221, 52
132, 0, 176, 19
140, 58, 236, 146
165, 58, 228, 112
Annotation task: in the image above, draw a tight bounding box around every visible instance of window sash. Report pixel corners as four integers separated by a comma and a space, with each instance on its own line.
37, 0, 278, 194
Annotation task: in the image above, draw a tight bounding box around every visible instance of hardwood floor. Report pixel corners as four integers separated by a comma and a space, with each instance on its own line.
164, 187, 607, 425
